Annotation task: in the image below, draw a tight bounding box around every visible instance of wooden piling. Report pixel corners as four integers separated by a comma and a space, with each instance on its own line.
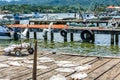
115, 34, 119, 45
43, 31, 48, 42
111, 33, 114, 45
50, 30, 54, 42
106, 23, 108, 26
32, 40, 37, 80
64, 34, 67, 42
34, 32, 37, 40
97, 22, 99, 27
70, 32, 74, 42
14, 32, 19, 40
92, 33, 95, 43
26, 31, 29, 39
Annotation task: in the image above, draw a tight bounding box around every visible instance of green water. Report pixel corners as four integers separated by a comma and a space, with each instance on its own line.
37, 40, 120, 57
0, 40, 120, 57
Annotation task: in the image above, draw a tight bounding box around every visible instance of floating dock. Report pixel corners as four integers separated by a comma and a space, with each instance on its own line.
0, 51, 120, 80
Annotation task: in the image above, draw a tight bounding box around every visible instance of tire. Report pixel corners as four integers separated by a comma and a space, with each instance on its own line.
60, 29, 67, 37
15, 49, 22, 56
28, 48, 34, 54
80, 30, 94, 42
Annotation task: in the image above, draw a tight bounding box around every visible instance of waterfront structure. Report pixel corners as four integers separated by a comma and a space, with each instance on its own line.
98, 6, 120, 19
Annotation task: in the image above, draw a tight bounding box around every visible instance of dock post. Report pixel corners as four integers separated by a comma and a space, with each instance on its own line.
32, 35, 37, 80
34, 32, 37, 40
50, 30, 54, 43
115, 34, 119, 45
43, 31, 48, 42
26, 31, 29, 39
64, 34, 67, 42
106, 22, 108, 26
70, 32, 74, 42
111, 33, 114, 45
92, 34, 95, 43
97, 22, 99, 27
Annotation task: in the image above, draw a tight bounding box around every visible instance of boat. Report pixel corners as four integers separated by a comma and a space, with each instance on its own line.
80, 12, 97, 20
0, 25, 28, 40
13, 13, 29, 21
98, 6, 120, 19
0, 26, 14, 39
29, 12, 59, 21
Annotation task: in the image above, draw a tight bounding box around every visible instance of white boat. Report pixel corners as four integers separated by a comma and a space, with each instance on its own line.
81, 12, 97, 20
98, 6, 120, 19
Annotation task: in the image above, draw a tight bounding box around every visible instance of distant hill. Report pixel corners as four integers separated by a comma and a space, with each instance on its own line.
0, 0, 120, 7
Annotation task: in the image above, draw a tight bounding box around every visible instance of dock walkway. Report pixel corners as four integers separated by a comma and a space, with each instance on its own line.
0, 51, 120, 80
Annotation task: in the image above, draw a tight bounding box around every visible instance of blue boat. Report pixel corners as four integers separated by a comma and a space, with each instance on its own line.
0, 26, 14, 39
13, 13, 29, 21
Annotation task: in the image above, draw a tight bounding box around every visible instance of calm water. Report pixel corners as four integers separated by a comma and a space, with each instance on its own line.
1, 33, 120, 57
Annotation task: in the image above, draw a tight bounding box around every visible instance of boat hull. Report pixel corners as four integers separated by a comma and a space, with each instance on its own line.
0, 32, 12, 39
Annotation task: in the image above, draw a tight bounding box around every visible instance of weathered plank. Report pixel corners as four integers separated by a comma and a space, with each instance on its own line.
38, 57, 96, 80
0, 51, 120, 80
83, 59, 120, 80
97, 62, 120, 80
12, 53, 75, 80
66, 58, 111, 80
114, 73, 120, 80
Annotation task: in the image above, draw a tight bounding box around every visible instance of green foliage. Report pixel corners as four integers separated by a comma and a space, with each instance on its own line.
0, 0, 120, 7
0, 4, 85, 13
0, 0, 119, 13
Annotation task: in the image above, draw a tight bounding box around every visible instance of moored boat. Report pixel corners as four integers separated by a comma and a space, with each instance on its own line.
0, 26, 14, 39
0, 26, 27, 40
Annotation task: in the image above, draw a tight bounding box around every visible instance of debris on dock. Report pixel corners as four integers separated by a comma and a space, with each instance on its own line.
0, 51, 120, 80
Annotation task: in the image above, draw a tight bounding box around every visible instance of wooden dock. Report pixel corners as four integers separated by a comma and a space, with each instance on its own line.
0, 50, 120, 80
29, 19, 120, 24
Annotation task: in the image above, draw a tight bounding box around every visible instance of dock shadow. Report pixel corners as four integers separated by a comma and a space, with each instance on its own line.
3, 52, 29, 57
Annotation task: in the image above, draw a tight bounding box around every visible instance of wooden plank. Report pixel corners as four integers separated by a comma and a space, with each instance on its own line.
82, 59, 120, 80
0, 51, 52, 79
30, 55, 83, 80
66, 58, 111, 80
114, 73, 120, 80
1, 52, 120, 80
36, 56, 87, 80
86, 58, 112, 74
38, 57, 96, 80
2, 67, 26, 80
97, 62, 120, 80
11, 53, 76, 80
0, 66, 25, 75
0, 66, 27, 79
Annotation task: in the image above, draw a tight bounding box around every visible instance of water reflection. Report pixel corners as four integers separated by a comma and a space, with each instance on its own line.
95, 34, 111, 46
